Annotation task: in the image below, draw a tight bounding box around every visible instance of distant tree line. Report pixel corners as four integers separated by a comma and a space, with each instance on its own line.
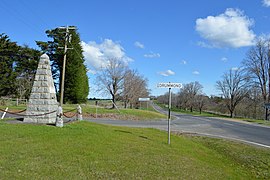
157, 37, 270, 120
157, 81, 207, 114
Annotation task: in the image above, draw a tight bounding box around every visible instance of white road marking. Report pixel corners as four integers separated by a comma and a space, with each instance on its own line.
224, 123, 234, 126
193, 132, 270, 149
202, 119, 211, 122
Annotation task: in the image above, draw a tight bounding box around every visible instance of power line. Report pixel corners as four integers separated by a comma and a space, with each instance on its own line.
0, 0, 44, 34
18, 0, 49, 28
69, 42, 84, 60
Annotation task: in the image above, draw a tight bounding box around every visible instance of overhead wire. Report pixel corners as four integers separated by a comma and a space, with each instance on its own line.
18, 0, 49, 28
0, 0, 45, 35
69, 42, 84, 61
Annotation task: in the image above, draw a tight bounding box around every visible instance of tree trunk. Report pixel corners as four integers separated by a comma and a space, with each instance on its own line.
230, 110, 233, 118
265, 108, 268, 120
112, 94, 116, 109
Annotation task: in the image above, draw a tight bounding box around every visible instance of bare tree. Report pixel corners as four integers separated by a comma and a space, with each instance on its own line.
242, 38, 270, 119
157, 93, 169, 105
176, 88, 189, 110
242, 38, 270, 103
96, 58, 127, 108
196, 95, 208, 114
247, 86, 263, 119
182, 81, 203, 112
123, 69, 149, 108
216, 69, 248, 118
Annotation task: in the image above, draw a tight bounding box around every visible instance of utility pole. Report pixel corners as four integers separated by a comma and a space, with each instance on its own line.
58, 26, 76, 106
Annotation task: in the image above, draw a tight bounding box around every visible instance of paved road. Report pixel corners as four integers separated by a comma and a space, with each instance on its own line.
88, 103, 270, 148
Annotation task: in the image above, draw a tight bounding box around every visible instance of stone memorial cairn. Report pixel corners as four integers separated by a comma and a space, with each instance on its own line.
24, 54, 58, 124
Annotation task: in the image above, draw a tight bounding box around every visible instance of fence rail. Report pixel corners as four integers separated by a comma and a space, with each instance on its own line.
0, 97, 28, 106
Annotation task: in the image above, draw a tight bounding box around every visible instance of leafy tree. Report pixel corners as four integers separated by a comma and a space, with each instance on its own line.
15, 45, 40, 99
37, 27, 89, 103
0, 33, 19, 96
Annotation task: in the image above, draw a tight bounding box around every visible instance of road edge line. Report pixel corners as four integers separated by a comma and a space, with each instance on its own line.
194, 132, 270, 149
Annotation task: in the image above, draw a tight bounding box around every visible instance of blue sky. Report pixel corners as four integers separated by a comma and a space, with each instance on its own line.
1, 0, 270, 98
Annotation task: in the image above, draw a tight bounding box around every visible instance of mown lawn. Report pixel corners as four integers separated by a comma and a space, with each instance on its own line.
0, 121, 269, 179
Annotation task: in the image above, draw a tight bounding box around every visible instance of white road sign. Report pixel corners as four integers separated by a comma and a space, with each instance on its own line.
138, 98, 150, 101
157, 82, 182, 88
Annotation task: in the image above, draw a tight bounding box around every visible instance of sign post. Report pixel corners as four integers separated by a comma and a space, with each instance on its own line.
157, 82, 182, 144
138, 98, 150, 109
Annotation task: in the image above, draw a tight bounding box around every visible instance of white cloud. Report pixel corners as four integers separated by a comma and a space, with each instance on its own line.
192, 71, 200, 75
87, 69, 97, 75
144, 52, 160, 58
221, 57, 228, 62
81, 39, 132, 69
158, 70, 175, 76
263, 0, 270, 7
195, 8, 256, 48
231, 67, 239, 71
134, 41, 145, 49
197, 41, 214, 48
181, 60, 187, 65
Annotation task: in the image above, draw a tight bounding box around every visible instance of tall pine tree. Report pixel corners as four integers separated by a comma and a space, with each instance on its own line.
0, 33, 41, 99
15, 45, 40, 99
37, 27, 89, 103
0, 33, 19, 96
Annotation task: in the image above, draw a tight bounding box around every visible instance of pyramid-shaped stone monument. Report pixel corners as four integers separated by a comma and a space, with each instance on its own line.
24, 54, 58, 124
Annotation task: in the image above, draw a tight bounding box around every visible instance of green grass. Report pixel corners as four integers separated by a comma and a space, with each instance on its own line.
0, 121, 269, 179
241, 118, 270, 126
83, 105, 167, 120
0, 105, 27, 111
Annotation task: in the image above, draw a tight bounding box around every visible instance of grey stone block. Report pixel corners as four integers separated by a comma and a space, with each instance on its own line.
24, 54, 58, 124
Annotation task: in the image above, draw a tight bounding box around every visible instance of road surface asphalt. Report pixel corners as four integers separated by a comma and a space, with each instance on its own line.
88, 103, 270, 148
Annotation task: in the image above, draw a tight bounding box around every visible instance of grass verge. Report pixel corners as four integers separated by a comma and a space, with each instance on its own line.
0, 121, 269, 179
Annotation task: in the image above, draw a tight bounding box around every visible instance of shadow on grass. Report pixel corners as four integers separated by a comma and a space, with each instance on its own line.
114, 129, 132, 134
